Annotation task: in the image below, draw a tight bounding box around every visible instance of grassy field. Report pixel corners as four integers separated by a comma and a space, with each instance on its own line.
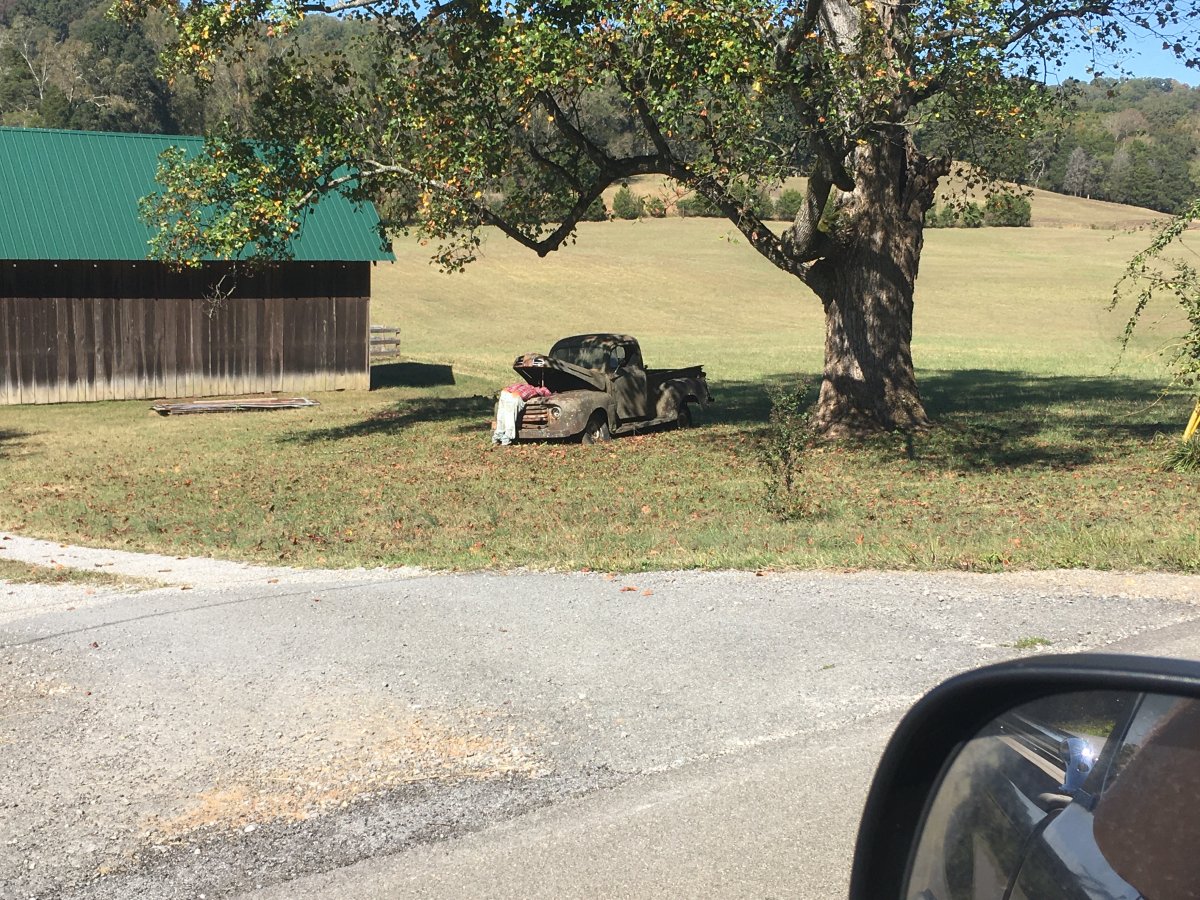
375, 220, 1182, 381
1, 217, 1196, 573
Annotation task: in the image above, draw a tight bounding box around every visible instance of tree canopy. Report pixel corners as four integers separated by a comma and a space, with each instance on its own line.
112, 0, 1200, 433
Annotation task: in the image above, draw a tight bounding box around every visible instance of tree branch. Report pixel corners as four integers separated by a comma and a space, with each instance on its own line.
1002, 2, 1113, 47
300, 0, 405, 12
781, 171, 834, 265
625, 77, 673, 160
915, 25, 992, 46
524, 143, 587, 194
677, 173, 807, 278
537, 90, 615, 172
778, 0, 824, 64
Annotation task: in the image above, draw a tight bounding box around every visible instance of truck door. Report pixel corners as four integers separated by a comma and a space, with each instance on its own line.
609, 342, 652, 421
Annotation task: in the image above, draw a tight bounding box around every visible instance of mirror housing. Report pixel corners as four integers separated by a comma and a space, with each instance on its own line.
849, 653, 1200, 898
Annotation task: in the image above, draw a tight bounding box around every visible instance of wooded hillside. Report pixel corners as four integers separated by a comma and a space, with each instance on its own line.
917, 77, 1200, 214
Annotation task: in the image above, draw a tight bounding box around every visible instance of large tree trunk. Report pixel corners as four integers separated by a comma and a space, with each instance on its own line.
807, 130, 948, 437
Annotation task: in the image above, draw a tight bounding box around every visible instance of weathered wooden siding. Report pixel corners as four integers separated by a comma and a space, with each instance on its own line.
0, 261, 371, 405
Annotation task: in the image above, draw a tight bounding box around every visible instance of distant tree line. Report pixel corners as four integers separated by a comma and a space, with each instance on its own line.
608, 182, 1032, 226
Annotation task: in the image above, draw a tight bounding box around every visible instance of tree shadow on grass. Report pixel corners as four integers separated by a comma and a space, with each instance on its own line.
0, 429, 29, 459
702, 369, 1174, 471
890, 369, 1171, 470
920, 369, 1164, 423
283, 368, 1176, 470
287, 395, 496, 444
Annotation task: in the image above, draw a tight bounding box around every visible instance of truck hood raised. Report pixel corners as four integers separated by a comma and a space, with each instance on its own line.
513, 352, 606, 393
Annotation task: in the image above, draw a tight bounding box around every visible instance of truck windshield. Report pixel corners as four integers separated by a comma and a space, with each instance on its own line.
549, 342, 616, 369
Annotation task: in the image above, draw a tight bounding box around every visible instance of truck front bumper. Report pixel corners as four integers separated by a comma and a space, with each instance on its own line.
515, 399, 591, 441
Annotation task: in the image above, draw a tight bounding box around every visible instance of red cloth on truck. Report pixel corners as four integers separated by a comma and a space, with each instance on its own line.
504, 383, 552, 401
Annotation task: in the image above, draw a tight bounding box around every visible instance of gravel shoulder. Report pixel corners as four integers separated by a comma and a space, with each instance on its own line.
4, 532, 1199, 601
0, 534, 424, 591
3, 534, 1199, 899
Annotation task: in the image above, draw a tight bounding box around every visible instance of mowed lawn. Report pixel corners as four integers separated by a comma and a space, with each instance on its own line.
1, 219, 1196, 573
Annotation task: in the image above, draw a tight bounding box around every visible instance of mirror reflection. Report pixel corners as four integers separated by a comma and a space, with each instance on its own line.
907, 690, 1200, 899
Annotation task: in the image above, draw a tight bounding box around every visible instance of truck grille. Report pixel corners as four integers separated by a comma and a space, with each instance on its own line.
520, 402, 550, 426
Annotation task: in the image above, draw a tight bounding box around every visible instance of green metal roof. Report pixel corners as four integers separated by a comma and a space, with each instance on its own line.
0, 127, 393, 262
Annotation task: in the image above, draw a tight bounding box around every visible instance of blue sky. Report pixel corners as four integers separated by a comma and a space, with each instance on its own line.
1052, 32, 1198, 86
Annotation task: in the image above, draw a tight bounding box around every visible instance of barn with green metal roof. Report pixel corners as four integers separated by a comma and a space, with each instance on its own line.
0, 127, 393, 405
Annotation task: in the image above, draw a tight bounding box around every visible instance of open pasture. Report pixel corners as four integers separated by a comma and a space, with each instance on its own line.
0, 219, 1195, 572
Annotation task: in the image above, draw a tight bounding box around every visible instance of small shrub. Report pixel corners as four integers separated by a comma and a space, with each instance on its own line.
926, 202, 993, 229
1165, 436, 1200, 472
581, 196, 609, 221
491, 193, 607, 223
984, 192, 1032, 227
775, 188, 805, 221
928, 205, 963, 228
676, 192, 721, 217
959, 201, 984, 228
730, 182, 774, 219
644, 196, 667, 218
612, 185, 643, 220
759, 381, 820, 520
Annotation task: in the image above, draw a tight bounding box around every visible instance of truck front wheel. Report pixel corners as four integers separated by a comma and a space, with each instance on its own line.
580, 413, 611, 445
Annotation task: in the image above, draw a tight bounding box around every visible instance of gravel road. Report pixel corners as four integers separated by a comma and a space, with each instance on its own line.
2, 534, 1199, 899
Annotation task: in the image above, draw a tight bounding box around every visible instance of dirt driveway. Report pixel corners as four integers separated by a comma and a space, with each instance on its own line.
3, 534, 1199, 899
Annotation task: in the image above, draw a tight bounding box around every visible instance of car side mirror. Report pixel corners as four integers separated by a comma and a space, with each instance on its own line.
850, 654, 1200, 899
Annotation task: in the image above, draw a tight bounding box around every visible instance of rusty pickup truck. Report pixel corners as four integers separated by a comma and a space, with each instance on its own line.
501, 334, 710, 443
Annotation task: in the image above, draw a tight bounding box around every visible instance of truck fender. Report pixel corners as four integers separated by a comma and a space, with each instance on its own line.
656, 379, 705, 420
